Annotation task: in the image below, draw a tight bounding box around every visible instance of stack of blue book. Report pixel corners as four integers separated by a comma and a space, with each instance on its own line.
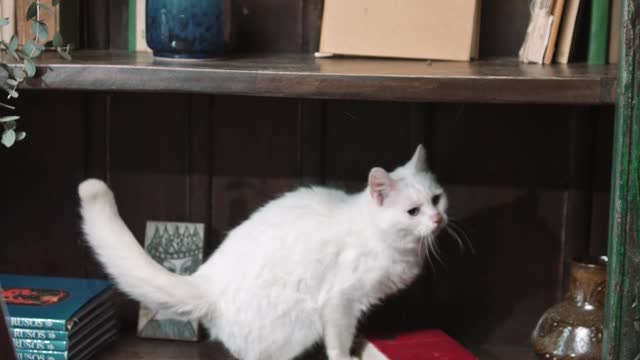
0, 274, 118, 360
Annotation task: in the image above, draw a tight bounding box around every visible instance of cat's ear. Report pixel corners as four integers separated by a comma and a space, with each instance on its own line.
368, 167, 395, 206
406, 144, 427, 172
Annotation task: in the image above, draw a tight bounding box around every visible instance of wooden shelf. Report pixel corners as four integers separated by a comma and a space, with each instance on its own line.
96, 333, 535, 360
5, 51, 617, 104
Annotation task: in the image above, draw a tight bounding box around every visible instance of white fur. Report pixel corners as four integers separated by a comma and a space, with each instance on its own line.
78, 145, 448, 360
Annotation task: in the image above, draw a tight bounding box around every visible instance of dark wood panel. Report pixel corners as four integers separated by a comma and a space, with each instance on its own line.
590, 109, 614, 256
109, 0, 129, 50
0, 92, 87, 278
425, 104, 579, 347
430, 104, 577, 187
234, 0, 303, 52
210, 96, 301, 249
107, 92, 192, 328
299, 99, 326, 184
12, 51, 617, 104
302, 0, 324, 53
478, 0, 530, 57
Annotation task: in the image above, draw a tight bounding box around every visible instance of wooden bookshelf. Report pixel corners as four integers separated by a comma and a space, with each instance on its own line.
2, 0, 638, 358
96, 333, 537, 360
4, 50, 616, 104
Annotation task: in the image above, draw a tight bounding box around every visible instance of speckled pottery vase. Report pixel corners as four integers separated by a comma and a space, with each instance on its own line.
146, 0, 232, 59
531, 258, 607, 360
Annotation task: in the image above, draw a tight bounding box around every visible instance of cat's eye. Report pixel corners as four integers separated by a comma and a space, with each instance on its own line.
431, 194, 442, 206
407, 207, 420, 216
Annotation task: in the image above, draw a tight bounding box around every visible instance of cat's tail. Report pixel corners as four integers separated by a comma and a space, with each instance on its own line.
78, 179, 208, 320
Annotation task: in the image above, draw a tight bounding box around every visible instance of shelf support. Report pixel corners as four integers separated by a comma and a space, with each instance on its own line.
604, 0, 640, 359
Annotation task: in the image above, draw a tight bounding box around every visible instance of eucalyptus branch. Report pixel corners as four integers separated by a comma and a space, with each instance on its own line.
0, 0, 71, 148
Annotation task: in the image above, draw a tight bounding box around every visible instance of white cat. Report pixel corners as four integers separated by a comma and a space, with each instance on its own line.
78, 145, 448, 360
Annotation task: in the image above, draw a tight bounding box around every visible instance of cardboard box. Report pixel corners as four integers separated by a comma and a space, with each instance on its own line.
319, 0, 481, 61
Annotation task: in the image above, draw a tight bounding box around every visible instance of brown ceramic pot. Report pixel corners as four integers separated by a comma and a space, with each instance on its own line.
531, 257, 607, 360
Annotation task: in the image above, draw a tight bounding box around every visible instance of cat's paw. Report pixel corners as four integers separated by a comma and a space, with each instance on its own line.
78, 179, 112, 202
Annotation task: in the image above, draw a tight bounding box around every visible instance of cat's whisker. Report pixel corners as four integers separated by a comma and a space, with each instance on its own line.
447, 221, 475, 254
427, 234, 446, 267
445, 226, 466, 253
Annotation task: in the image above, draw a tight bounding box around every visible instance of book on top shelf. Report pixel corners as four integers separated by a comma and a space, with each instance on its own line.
587, 0, 610, 64
0, 274, 112, 332
543, 0, 566, 64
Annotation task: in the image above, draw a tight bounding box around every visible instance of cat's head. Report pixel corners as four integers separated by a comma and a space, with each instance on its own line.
366, 145, 447, 243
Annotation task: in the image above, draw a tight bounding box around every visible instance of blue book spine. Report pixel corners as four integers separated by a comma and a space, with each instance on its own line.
9, 317, 66, 331
13, 338, 67, 351
9, 328, 68, 341
15, 349, 67, 360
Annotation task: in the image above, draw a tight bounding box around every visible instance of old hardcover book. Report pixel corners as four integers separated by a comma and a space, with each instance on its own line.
608, 0, 621, 63
15, 320, 118, 360
357, 329, 477, 360
544, 0, 566, 63
0, 0, 15, 44
0, 274, 112, 331
137, 221, 205, 341
0, 286, 16, 360
555, 0, 582, 63
519, 0, 555, 64
587, 0, 610, 64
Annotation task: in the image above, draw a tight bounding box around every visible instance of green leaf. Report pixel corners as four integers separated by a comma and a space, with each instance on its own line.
1, 129, 16, 147
16, 131, 26, 141
8, 35, 17, 51
44, 40, 53, 47
0, 116, 20, 123
26, 2, 37, 20
8, 89, 19, 98
53, 32, 63, 47
0, 18, 9, 27
56, 46, 71, 60
2, 120, 16, 130
24, 58, 36, 77
5, 79, 18, 86
52, 0, 60, 6
12, 69, 26, 81
7, 49, 19, 61
23, 40, 42, 58
32, 20, 48, 41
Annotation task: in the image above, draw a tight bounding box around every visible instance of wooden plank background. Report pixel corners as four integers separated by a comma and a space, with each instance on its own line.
0, 0, 615, 352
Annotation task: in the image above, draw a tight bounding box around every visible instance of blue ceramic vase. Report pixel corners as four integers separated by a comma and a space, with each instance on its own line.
146, 0, 232, 59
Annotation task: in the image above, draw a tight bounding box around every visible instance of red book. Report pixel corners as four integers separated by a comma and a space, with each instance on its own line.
360, 329, 477, 360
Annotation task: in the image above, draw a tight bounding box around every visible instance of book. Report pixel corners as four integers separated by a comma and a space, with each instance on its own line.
13, 338, 66, 352
10, 328, 69, 341
587, 0, 610, 64
0, 286, 17, 360
11, 304, 116, 347
0, 0, 16, 44
555, 0, 582, 63
16, 0, 59, 45
15, 319, 118, 360
356, 329, 477, 360
0, 274, 112, 331
133, 0, 151, 52
608, 0, 621, 63
137, 221, 205, 341
519, 0, 555, 64
544, 0, 566, 63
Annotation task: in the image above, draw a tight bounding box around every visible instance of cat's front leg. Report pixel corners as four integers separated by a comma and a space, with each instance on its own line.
322, 300, 360, 360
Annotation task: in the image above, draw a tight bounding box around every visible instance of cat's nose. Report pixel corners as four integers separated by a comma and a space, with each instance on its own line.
431, 213, 443, 225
